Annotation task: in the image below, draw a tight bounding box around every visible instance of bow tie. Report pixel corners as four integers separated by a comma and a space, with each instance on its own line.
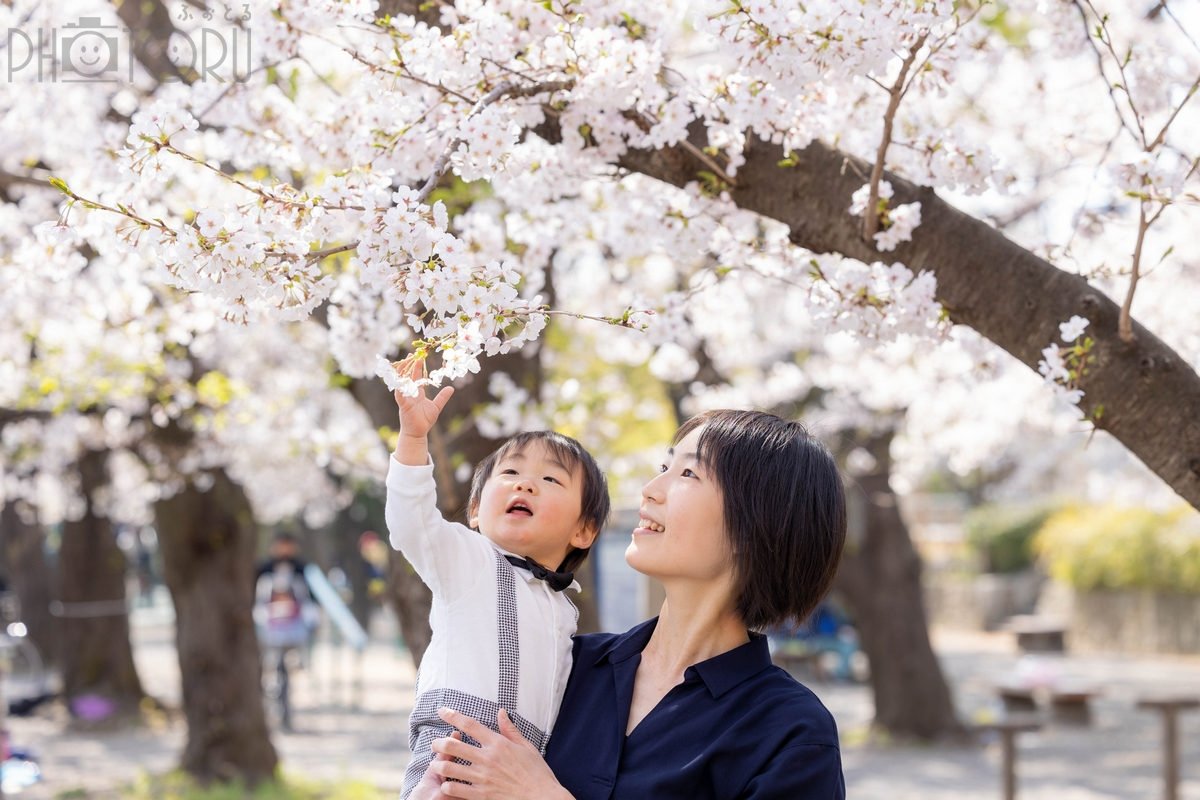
504, 555, 574, 592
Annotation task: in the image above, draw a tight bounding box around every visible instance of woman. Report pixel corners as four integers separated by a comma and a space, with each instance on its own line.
426, 409, 847, 799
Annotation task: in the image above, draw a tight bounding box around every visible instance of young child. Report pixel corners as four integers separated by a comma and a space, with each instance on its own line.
384, 364, 610, 798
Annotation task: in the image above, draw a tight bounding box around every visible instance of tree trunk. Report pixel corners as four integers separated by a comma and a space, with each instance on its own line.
570, 558, 601, 635
0, 502, 58, 669
57, 449, 145, 716
155, 468, 278, 784
601, 124, 1200, 509
835, 430, 965, 742
385, 551, 434, 665
325, 499, 375, 631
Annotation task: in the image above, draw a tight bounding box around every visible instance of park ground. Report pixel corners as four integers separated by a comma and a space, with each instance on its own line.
7, 598, 1200, 800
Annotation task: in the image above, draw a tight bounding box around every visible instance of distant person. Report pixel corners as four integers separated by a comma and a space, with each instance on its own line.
254, 532, 320, 731
384, 360, 609, 799
253, 532, 319, 651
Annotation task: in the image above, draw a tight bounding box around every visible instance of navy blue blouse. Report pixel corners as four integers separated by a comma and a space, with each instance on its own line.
544, 618, 845, 799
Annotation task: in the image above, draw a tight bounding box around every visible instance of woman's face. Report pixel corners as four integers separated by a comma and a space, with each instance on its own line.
625, 425, 733, 583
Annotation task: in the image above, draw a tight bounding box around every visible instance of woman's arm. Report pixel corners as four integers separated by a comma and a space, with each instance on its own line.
740, 743, 845, 799
430, 708, 575, 800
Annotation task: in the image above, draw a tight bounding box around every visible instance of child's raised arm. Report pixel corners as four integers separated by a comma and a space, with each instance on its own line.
392, 359, 455, 467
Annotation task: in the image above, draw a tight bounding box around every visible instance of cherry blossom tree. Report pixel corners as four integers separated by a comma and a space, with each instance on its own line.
5, 0, 1200, 761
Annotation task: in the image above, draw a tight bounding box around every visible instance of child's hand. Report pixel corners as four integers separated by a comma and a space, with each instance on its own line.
393, 358, 455, 440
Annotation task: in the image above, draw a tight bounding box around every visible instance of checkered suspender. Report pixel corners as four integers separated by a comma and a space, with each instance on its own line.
495, 548, 521, 710
400, 549, 549, 799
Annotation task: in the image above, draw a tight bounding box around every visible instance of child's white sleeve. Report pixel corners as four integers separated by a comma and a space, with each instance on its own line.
384, 456, 493, 599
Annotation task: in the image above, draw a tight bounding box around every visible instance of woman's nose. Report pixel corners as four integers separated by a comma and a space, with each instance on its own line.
513, 476, 535, 493
641, 472, 665, 503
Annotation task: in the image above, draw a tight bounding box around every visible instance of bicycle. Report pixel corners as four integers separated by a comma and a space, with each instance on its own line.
0, 593, 48, 712
257, 617, 313, 732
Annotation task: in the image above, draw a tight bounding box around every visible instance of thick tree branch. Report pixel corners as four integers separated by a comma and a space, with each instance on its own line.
607, 123, 1200, 508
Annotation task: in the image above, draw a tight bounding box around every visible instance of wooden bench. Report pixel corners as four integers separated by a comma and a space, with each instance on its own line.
996, 681, 1038, 714
1138, 695, 1200, 800
974, 718, 1043, 800
1008, 615, 1067, 653
1048, 687, 1099, 726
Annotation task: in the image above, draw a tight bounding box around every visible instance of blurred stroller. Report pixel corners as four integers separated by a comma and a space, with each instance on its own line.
767, 599, 868, 683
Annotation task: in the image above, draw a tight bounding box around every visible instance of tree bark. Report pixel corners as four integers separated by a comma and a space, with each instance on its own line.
0, 502, 58, 670
57, 449, 145, 716
608, 126, 1200, 509
573, 559, 601, 635
834, 430, 965, 742
155, 468, 278, 784
324, 499, 375, 631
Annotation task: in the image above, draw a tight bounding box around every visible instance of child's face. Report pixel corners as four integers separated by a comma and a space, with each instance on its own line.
471, 440, 596, 569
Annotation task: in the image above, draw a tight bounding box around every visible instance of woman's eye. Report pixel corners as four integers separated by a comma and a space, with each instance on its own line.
657, 463, 668, 473
500, 468, 518, 475
543, 475, 561, 485
682, 468, 697, 479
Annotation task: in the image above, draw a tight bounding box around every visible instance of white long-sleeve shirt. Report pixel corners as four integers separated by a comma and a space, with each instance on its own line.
384, 457, 579, 798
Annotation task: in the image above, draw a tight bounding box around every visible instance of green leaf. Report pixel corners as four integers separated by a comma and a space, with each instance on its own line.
48, 177, 72, 195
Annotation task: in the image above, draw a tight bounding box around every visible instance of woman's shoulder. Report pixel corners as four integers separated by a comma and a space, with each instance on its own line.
736, 665, 840, 745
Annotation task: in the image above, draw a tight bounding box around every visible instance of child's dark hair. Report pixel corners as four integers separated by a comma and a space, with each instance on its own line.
468, 431, 610, 574
675, 409, 847, 630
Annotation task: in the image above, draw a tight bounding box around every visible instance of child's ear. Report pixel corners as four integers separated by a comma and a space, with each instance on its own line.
571, 522, 599, 550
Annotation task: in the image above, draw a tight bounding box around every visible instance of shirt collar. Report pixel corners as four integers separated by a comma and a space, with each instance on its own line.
596, 617, 773, 699
494, 544, 581, 592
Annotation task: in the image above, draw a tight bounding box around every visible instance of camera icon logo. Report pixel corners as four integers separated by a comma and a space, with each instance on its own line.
60, 17, 124, 81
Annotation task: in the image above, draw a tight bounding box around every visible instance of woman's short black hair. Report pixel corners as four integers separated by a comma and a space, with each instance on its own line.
676, 409, 847, 630
468, 431, 610, 574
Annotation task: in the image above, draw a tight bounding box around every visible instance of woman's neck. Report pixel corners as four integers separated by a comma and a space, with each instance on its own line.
641, 588, 748, 680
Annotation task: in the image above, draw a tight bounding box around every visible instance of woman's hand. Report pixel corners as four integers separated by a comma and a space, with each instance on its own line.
407, 733, 457, 800
430, 707, 573, 800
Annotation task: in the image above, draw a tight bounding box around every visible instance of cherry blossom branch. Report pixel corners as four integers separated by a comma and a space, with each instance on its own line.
1071, 2, 1200, 342
628, 109, 737, 189
862, 32, 928, 242
49, 180, 171, 233
540, 307, 655, 329
1120, 199, 1149, 342
1073, 1, 1146, 146
0, 168, 52, 191
1148, 72, 1200, 151
1120, 156, 1200, 341
414, 79, 575, 203
307, 79, 575, 268
161, 142, 365, 211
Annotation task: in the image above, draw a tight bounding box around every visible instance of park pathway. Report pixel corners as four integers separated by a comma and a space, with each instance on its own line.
6, 602, 1200, 799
